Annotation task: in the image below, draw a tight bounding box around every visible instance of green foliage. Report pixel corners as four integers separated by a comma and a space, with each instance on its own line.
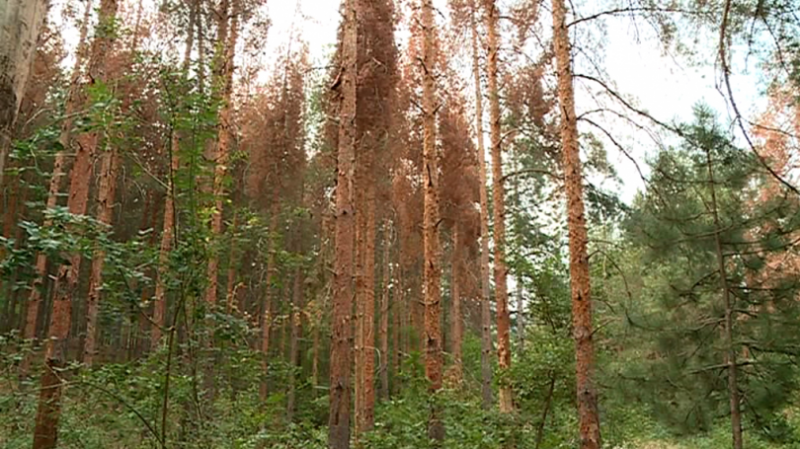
606, 105, 800, 443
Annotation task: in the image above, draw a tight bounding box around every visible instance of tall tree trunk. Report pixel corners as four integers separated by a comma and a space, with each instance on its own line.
0, 0, 48, 187
363, 187, 376, 427
450, 225, 463, 382
32, 1, 118, 447
152, 152, 176, 349
83, 148, 120, 366
84, 0, 148, 366
286, 266, 303, 422
469, 0, 494, 409
392, 250, 402, 396
134, 191, 156, 358
152, 0, 196, 349
206, 0, 238, 306
354, 122, 376, 436
706, 150, 743, 449
484, 0, 513, 414
420, 0, 443, 441
514, 166, 525, 350
312, 316, 320, 394
225, 210, 239, 314
1, 171, 19, 331
260, 194, 280, 399
329, 1, 357, 447
354, 175, 365, 435
551, 0, 601, 446
23, 0, 93, 348
379, 220, 391, 400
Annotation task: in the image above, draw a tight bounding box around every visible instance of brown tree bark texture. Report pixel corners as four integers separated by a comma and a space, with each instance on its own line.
551, 0, 602, 446
83, 149, 120, 366
421, 0, 444, 441
328, 0, 357, 447
206, 0, 239, 306
32, 0, 119, 447
23, 0, 93, 346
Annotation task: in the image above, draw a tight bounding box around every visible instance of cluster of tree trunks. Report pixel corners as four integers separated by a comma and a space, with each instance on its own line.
0, 0, 614, 448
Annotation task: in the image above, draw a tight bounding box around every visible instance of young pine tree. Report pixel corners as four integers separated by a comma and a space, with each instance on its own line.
627, 106, 800, 447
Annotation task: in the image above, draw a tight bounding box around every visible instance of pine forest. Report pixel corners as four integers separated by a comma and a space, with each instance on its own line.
2, 0, 800, 448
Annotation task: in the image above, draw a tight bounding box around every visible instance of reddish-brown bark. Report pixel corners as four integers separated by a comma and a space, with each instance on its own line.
31, 359, 63, 449
354, 0, 394, 431
32, 0, 119, 446
420, 0, 444, 441
23, 0, 94, 347
83, 149, 120, 366
206, 0, 239, 306
551, 0, 602, 446
328, 1, 357, 447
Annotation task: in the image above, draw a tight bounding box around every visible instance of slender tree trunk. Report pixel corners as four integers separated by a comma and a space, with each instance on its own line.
420, 0, 443, 441
287, 265, 303, 422
551, 0, 601, 446
535, 372, 557, 449
83, 148, 120, 366
152, 151, 176, 348
354, 176, 365, 435
329, 1, 357, 447
225, 210, 239, 314
312, 312, 320, 396
152, 0, 196, 349
9, 180, 28, 334
0, 0, 48, 187
206, 0, 238, 306
515, 169, 525, 350
355, 128, 377, 436
469, 1, 494, 409
134, 190, 152, 351
517, 272, 524, 350
379, 220, 391, 400
204, 6, 239, 395
22, 0, 93, 348
1, 171, 19, 331
83, 0, 148, 365
32, 1, 118, 446
706, 150, 743, 449
450, 225, 463, 382
260, 196, 280, 399
397, 258, 406, 392
484, 0, 513, 414
392, 252, 402, 396
363, 187, 376, 427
